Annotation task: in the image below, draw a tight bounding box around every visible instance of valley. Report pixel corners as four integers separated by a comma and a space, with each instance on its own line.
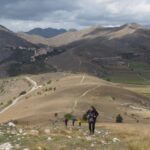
0, 23, 150, 150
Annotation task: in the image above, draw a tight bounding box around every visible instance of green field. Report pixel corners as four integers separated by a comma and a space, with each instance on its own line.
103, 62, 150, 85
129, 62, 150, 71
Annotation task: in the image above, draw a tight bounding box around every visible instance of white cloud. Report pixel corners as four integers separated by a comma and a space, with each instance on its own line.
1, 0, 150, 31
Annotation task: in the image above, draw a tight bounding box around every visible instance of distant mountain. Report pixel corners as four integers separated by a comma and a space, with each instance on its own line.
2, 23, 150, 79
144, 25, 150, 29
43, 23, 150, 77
26, 27, 67, 38
19, 23, 144, 47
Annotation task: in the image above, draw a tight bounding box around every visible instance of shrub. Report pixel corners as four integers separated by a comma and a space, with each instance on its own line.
37, 91, 42, 95
106, 78, 111, 82
47, 80, 52, 84
54, 113, 58, 117
12, 120, 18, 125
19, 91, 26, 96
116, 114, 123, 123
49, 87, 52, 91
112, 97, 116, 100
7, 100, 13, 106
64, 113, 73, 120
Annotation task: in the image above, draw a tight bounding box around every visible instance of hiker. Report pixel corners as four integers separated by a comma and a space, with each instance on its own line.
78, 119, 82, 127
64, 118, 68, 128
86, 106, 99, 134
72, 116, 77, 126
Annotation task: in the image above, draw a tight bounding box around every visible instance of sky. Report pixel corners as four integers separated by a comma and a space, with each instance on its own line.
0, 0, 150, 31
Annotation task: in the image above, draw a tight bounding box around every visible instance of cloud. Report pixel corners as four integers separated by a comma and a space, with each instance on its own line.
76, 0, 150, 26
0, 0, 80, 20
0, 0, 150, 31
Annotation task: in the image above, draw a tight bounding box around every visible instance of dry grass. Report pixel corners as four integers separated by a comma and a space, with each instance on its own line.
99, 123, 150, 150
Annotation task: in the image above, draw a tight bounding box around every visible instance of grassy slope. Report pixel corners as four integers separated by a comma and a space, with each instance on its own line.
103, 62, 150, 85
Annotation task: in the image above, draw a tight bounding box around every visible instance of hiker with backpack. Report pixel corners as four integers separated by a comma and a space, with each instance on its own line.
71, 116, 77, 126
86, 106, 99, 134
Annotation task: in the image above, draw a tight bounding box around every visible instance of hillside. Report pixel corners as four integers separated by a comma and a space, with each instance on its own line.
0, 25, 56, 77
0, 73, 150, 149
43, 23, 150, 82
0, 73, 149, 123
0, 25, 34, 62
1, 23, 150, 83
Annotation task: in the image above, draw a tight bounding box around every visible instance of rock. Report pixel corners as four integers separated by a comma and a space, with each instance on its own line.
14, 144, 20, 149
37, 146, 46, 150
23, 132, 27, 136
19, 129, 23, 134
47, 137, 52, 141
112, 138, 120, 143
23, 148, 29, 150
67, 136, 72, 139
8, 122, 16, 127
44, 129, 51, 135
37, 147, 42, 150
100, 140, 107, 145
0, 142, 13, 150
11, 131, 16, 135
91, 143, 95, 147
95, 130, 101, 134
105, 131, 109, 135
29, 130, 39, 136
85, 136, 92, 141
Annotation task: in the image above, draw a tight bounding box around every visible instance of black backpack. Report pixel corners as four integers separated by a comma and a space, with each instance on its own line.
87, 111, 95, 123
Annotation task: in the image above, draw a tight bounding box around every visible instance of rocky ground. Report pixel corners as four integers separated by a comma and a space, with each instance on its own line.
0, 121, 127, 150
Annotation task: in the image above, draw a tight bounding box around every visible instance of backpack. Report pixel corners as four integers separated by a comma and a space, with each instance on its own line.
87, 111, 95, 123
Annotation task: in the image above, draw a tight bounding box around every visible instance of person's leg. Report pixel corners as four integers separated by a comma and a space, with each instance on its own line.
89, 122, 92, 134
66, 121, 68, 127
65, 120, 68, 127
93, 122, 96, 134
91, 122, 94, 134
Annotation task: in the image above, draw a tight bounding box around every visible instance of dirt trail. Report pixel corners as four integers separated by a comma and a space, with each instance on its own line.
0, 76, 41, 114
80, 75, 85, 84
72, 75, 100, 112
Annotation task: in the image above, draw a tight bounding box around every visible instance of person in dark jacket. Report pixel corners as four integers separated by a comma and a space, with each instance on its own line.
72, 116, 77, 126
64, 118, 68, 128
86, 106, 99, 134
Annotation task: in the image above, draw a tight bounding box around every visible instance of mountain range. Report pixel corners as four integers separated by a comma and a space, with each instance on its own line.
25, 27, 67, 38
1, 23, 150, 79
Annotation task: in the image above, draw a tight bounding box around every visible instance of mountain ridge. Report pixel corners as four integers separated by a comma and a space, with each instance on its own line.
26, 27, 67, 38
1, 23, 150, 79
